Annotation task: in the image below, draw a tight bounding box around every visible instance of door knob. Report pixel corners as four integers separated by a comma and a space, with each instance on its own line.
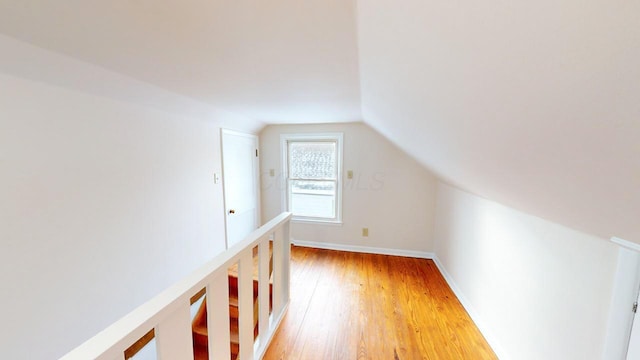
229, 209, 236, 214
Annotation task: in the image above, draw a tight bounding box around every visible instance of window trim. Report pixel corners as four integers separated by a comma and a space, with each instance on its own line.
280, 133, 343, 224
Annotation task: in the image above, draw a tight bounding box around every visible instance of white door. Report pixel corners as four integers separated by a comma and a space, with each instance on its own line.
628, 290, 640, 359
221, 129, 260, 248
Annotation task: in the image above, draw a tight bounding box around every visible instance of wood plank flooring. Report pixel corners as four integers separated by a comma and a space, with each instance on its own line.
263, 246, 497, 360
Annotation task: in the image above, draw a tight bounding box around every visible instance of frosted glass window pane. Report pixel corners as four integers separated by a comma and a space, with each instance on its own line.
289, 142, 336, 179
290, 180, 336, 218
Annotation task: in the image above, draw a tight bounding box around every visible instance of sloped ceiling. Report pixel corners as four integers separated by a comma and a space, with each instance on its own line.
0, 0, 638, 242
357, 0, 640, 242
0, 0, 361, 123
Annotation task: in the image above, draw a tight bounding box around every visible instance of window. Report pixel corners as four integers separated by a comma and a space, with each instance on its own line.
281, 133, 343, 223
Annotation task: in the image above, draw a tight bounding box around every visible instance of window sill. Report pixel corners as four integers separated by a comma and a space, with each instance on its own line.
292, 218, 343, 226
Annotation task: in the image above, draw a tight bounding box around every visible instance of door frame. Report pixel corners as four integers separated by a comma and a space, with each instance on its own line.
220, 128, 261, 249
603, 237, 640, 360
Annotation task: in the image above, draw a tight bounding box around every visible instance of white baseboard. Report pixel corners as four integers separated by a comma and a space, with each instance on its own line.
291, 239, 435, 259
431, 255, 509, 360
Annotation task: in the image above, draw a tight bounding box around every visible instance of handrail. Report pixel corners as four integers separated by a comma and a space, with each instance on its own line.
60, 212, 292, 360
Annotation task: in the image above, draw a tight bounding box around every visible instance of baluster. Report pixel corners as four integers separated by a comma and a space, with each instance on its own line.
272, 228, 284, 318
156, 300, 194, 360
207, 272, 231, 360
258, 237, 270, 342
99, 349, 125, 360
237, 250, 254, 360
282, 220, 291, 304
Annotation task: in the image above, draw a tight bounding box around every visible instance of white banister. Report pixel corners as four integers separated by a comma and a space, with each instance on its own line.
60, 212, 292, 360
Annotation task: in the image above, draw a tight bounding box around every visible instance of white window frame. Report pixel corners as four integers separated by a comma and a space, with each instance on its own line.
281, 133, 343, 224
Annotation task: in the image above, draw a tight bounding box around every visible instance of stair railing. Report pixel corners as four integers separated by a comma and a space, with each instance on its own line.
60, 212, 292, 360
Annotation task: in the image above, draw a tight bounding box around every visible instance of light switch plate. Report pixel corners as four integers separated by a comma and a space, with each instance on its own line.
347, 170, 353, 179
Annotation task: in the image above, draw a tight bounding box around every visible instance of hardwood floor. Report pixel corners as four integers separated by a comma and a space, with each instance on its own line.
263, 246, 497, 360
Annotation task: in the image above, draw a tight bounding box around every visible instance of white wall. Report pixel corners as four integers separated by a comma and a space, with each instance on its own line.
0, 64, 252, 358
434, 183, 618, 360
260, 122, 438, 253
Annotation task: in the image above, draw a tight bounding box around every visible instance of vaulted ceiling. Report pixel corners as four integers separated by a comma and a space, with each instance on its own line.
0, 0, 361, 123
0, 0, 638, 243
357, 0, 640, 243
